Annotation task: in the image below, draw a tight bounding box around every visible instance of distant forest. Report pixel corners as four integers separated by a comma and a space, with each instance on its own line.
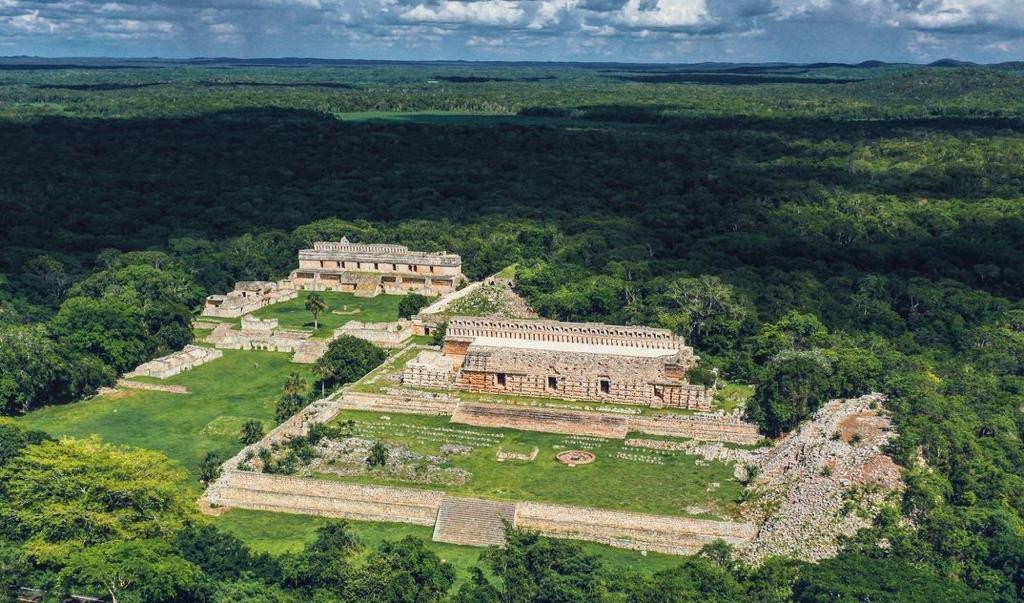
1, 61, 1022, 602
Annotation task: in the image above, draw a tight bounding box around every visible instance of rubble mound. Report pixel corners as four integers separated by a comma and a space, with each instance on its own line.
740, 394, 903, 563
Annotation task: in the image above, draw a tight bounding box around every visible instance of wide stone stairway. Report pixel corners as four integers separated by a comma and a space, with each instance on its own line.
432, 496, 517, 547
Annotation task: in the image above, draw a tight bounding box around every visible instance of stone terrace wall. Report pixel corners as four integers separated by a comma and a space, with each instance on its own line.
451, 402, 629, 439
207, 470, 443, 525
516, 502, 756, 556
340, 392, 459, 416
630, 413, 762, 445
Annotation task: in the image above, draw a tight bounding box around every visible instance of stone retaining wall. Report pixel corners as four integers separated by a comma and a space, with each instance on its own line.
207, 470, 443, 525
629, 414, 761, 445
516, 502, 756, 555
340, 392, 459, 416
115, 379, 189, 394
203, 469, 755, 554
452, 402, 629, 439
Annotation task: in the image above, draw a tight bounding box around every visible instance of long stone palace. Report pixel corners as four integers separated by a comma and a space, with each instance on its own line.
403, 316, 711, 410
289, 238, 463, 296
202, 237, 464, 317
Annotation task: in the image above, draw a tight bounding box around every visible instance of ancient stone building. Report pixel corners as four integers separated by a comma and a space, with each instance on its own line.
206, 316, 324, 362
126, 345, 223, 379
336, 320, 414, 348
403, 317, 710, 410
289, 238, 463, 297
203, 281, 297, 318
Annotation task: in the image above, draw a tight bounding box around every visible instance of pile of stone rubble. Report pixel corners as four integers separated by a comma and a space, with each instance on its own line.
739, 393, 904, 563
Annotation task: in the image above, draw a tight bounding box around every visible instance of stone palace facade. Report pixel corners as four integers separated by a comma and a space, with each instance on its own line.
403, 317, 711, 410
289, 238, 463, 297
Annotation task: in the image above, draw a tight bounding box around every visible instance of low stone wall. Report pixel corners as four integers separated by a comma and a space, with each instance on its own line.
116, 379, 189, 394
451, 402, 629, 439
207, 470, 443, 525
515, 502, 756, 555
629, 414, 762, 445
339, 392, 459, 416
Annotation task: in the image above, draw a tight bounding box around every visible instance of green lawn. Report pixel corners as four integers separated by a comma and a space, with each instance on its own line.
214, 509, 684, 585
20, 349, 307, 488
321, 410, 741, 519
251, 292, 406, 338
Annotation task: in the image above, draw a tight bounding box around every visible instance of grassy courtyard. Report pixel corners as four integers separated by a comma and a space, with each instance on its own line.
20, 349, 305, 489
251, 291, 406, 338
321, 409, 742, 519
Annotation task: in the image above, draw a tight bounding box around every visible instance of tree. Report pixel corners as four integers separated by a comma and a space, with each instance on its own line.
58, 539, 202, 603
280, 521, 361, 594
211, 580, 293, 603
276, 372, 309, 422
398, 293, 431, 319
174, 523, 280, 582
50, 295, 151, 373
305, 292, 327, 331
347, 536, 455, 603
240, 419, 265, 445
792, 553, 995, 603
199, 451, 224, 483
657, 275, 753, 353
480, 526, 604, 603
0, 419, 53, 467
1, 324, 114, 415
0, 437, 194, 563
314, 335, 386, 394
747, 351, 833, 436
367, 441, 388, 468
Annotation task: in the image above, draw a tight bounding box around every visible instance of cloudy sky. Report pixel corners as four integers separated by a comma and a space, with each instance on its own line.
1, 0, 1023, 62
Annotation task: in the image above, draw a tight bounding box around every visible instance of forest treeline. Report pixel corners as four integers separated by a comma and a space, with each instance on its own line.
0, 64, 1022, 601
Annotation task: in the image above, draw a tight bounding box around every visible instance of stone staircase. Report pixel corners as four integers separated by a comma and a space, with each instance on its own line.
432, 496, 517, 547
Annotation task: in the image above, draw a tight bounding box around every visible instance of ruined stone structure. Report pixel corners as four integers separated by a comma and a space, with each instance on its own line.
336, 320, 414, 348
403, 317, 710, 410
289, 238, 463, 297
202, 281, 297, 318
206, 316, 324, 363
125, 345, 222, 379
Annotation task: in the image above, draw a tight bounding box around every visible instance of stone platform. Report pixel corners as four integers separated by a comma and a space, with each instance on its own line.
451, 402, 630, 439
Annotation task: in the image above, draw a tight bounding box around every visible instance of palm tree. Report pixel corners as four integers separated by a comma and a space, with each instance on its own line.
283, 372, 305, 397
305, 292, 327, 332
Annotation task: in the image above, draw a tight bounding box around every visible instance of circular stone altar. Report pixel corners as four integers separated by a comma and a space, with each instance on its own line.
556, 450, 596, 467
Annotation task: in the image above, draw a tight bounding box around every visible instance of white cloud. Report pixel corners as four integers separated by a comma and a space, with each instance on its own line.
2, 0, 1024, 60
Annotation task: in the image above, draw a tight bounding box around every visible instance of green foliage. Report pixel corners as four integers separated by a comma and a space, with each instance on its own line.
431, 322, 447, 346
397, 293, 431, 319
314, 335, 387, 392
347, 536, 455, 603
0, 437, 194, 563
58, 539, 203, 603
367, 441, 388, 468
792, 553, 997, 602
240, 419, 265, 445
305, 292, 327, 331
686, 365, 717, 387
0, 418, 53, 467
199, 450, 224, 483
747, 351, 833, 436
